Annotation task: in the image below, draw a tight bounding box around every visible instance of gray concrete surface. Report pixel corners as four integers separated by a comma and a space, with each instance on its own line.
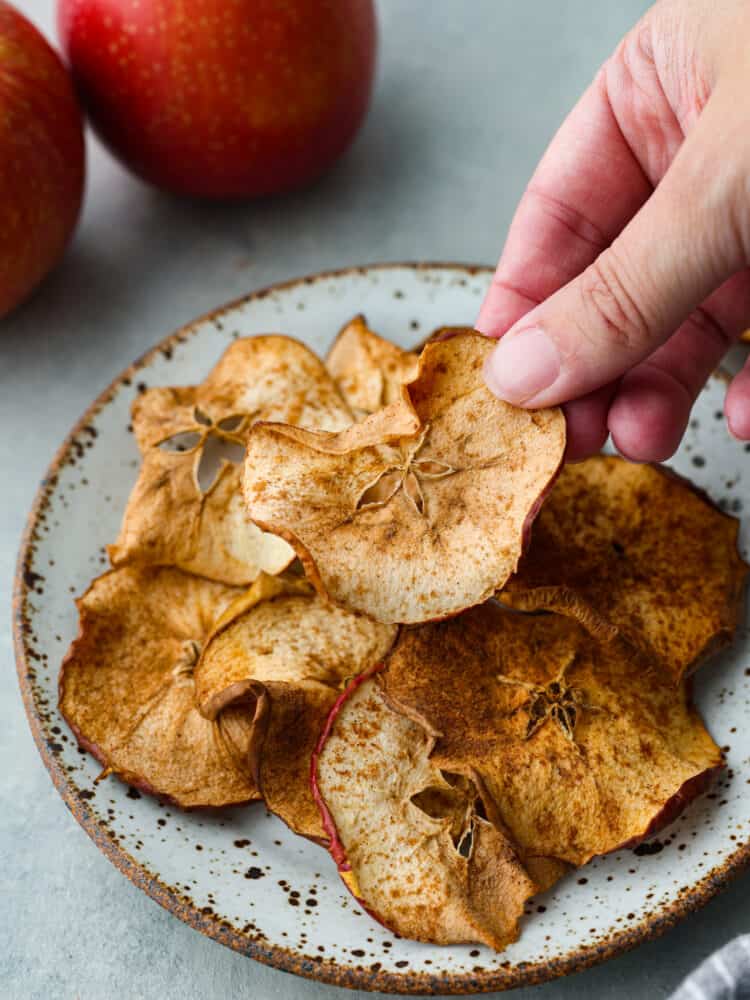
4, 1, 749, 997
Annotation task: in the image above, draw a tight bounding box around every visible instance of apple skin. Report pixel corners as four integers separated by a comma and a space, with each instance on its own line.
58, 0, 376, 199
0, 2, 84, 319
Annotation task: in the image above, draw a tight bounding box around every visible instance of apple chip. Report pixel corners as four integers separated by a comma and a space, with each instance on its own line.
502, 456, 748, 681
312, 666, 538, 949
110, 336, 352, 585
59, 566, 259, 808
325, 314, 417, 418
195, 574, 397, 840
380, 603, 722, 867
243, 333, 566, 623
412, 324, 473, 352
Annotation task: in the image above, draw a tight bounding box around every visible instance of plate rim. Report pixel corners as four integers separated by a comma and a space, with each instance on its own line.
12, 260, 750, 996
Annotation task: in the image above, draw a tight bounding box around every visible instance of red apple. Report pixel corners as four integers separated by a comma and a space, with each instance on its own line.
58, 0, 376, 199
0, 2, 84, 319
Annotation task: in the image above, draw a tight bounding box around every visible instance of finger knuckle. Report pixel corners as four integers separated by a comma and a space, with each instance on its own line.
687, 305, 733, 354
578, 253, 654, 354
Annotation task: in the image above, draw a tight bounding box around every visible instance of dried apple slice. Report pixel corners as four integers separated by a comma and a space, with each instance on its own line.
380, 602, 723, 867
59, 566, 259, 808
313, 666, 538, 949
502, 456, 748, 681
411, 324, 473, 353
325, 314, 418, 418
110, 335, 352, 585
243, 333, 566, 623
195, 573, 397, 840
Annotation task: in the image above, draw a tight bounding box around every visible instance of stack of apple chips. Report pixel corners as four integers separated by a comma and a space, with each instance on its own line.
60, 318, 747, 951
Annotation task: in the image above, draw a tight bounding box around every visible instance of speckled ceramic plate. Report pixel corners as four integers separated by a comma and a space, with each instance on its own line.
13, 263, 750, 994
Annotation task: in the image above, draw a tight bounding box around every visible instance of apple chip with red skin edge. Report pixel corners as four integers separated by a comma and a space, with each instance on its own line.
243, 333, 566, 624
380, 602, 723, 868
501, 456, 749, 683
325, 314, 418, 418
110, 335, 353, 586
59, 566, 259, 808
195, 573, 397, 841
313, 665, 539, 950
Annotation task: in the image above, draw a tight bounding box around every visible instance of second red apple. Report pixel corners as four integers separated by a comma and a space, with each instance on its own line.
58, 0, 376, 199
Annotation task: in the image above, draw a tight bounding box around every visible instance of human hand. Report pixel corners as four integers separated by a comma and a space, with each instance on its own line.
478, 0, 750, 461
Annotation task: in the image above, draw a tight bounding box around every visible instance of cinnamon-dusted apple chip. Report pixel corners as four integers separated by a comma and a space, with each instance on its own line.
325, 314, 417, 418
59, 566, 259, 808
195, 573, 397, 840
411, 324, 473, 353
312, 666, 538, 950
110, 336, 352, 585
381, 603, 723, 867
502, 456, 748, 681
243, 333, 566, 623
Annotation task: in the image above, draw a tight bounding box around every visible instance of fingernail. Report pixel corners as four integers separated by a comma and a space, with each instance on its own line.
483, 326, 561, 404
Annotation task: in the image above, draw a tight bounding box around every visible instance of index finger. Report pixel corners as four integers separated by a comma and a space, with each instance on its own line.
476, 56, 662, 337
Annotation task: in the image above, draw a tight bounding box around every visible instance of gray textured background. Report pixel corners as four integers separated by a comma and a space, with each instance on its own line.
4, 1, 748, 997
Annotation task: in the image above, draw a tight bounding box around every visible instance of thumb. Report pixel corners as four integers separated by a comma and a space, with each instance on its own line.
483, 95, 747, 408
